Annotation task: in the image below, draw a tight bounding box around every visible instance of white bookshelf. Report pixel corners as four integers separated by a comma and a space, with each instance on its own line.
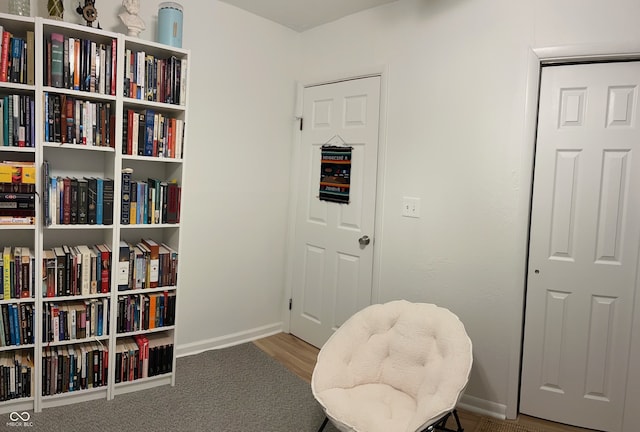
0, 12, 188, 414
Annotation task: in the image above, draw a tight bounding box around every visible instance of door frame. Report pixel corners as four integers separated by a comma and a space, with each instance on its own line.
282, 67, 390, 336
513, 43, 640, 425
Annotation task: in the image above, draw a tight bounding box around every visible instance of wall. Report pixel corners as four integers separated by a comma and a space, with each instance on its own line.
297, 0, 640, 417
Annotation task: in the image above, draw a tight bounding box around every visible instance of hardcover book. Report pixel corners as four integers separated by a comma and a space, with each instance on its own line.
50, 33, 64, 88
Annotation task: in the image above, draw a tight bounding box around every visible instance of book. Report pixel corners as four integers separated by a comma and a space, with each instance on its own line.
102, 178, 114, 225
69, 177, 78, 224
85, 177, 97, 224
50, 33, 64, 88
0, 30, 8, 83
117, 241, 130, 291
141, 239, 160, 288
121, 168, 133, 224
43, 249, 56, 298
143, 109, 155, 156
3, 246, 12, 300
95, 244, 111, 294
96, 177, 103, 224
77, 178, 88, 224
26, 31, 34, 85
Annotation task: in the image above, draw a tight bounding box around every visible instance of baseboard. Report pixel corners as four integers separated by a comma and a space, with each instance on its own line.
175, 322, 283, 358
458, 394, 507, 420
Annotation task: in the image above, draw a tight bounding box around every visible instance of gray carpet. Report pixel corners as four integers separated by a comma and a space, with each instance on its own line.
10, 343, 339, 432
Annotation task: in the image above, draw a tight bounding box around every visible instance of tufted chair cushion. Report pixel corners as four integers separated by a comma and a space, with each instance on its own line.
311, 300, 473, 432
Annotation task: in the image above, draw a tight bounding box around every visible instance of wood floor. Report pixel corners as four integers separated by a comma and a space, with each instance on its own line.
253, 332, 595, 432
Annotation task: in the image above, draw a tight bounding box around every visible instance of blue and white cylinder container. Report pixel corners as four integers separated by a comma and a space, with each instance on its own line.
158, 2, 183, 48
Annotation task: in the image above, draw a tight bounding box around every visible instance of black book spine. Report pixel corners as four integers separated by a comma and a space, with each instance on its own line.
86, 177, 97, 224
102, 179, 114, 225
69, 178, 78, 224
77, 179, 88, 224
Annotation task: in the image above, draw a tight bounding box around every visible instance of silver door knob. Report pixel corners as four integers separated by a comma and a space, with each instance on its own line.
359, 235, 371, 246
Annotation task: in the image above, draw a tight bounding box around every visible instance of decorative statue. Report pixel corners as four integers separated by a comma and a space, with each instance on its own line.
47, 0, 63, 20
119, 0, 146, 37
76, 0, 98, 27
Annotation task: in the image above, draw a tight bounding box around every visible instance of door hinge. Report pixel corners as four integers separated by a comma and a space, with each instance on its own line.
289, 298, 292, 310
299, 118, 303, 131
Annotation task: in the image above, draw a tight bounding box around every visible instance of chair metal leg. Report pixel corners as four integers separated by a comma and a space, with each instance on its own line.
317, 416, 329, 432
419, 409, 464, 432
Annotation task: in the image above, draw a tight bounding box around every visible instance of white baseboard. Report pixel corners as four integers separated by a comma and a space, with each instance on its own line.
175, 322, 283, 358
458, 394, 508, 420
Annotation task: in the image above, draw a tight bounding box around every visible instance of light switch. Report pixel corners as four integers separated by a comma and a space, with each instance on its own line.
402, 197, 420, 218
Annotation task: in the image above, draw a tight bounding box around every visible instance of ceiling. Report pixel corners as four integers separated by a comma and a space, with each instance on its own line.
218, 0, 399, 32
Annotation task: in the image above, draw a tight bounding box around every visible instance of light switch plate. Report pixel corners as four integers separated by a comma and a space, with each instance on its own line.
402, 197, 420, 218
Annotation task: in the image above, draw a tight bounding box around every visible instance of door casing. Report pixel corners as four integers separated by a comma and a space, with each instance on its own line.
514, 44, 640, 426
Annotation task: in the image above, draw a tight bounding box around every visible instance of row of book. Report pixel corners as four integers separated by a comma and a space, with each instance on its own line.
0, 191, 35, 223
0, 94, 35, 147
118, 239, 178, 291
44, 93, 114, 147
42, 244, 112, 298
41, 342, 108, 396
0, 161, 35, 184
0, 351, 33, 401
122, 108, 185, 158
43, 163, 115, 226
42, 299, 109, 343
116, 292, 176, 334
0, 28, 34, 85
115, 334, 173, 383
121, 170, 181, 225
2, 246, 35, 300
45, 33, 116, 95
124, 50, 186, 106
0, 303, 34, 347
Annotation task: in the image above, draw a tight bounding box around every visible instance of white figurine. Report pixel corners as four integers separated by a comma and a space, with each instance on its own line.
119, 0, 146, 37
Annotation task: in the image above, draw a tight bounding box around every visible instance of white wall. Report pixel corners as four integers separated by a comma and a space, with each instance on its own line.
297, 0, 640, 417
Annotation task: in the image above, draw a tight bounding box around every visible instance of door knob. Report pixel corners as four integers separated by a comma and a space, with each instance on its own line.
359, 235, 371, 246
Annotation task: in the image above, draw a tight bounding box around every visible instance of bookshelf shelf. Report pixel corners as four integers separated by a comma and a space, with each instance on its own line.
0, 396, 35, 415
0, 224, 35, 230
116, 286, 176, 295
0, 343, 35, 352
0, 298, 35, 305
40, 387, 107, 410
120, 223, 180, 229
42, 86, 117, 102
42, 142, 116, 152
112, 372, 171, 396
116, 326, 175, 338
121, 154, 184, 163
0, 146, 36, 153
0, 13, 188, 413
42, 293, 111, 302
42, 335, 109, 347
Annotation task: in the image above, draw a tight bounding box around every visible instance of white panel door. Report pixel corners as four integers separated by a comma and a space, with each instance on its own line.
290, 76, 380, 348
521, 62, 640, 431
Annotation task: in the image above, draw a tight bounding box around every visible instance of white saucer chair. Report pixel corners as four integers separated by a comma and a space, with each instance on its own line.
311, 300, 473, 432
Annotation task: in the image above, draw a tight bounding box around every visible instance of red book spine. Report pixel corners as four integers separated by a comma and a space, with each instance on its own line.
0, 31, 11, 82
100, 250, 110, 293
63, 178, 71, 224
110, 39, 117, 96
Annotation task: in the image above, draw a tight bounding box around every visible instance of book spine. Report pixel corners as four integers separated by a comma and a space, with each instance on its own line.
96, 178, 103, 225
102, 179, 114, 225
50, 33, 64, 88
121, 170, 131, 224
0, 31, 10, 82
